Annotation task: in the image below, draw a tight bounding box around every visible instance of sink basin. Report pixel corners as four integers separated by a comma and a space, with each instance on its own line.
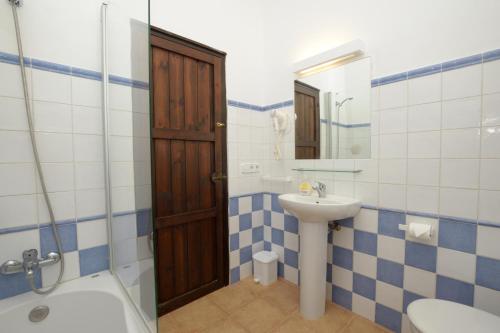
278, 193, 361, 320
279, 193, 361, 223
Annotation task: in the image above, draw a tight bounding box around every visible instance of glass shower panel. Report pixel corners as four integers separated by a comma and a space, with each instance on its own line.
106, 2, 156, 332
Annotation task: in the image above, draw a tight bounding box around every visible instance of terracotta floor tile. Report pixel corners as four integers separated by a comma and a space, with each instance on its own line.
231, 298, 288, 333
158, 314, 184, 333
305, 303, 354, 333
201, 317, 248, 333
238, 277, 272, 295
167, 297, 227, 332
206, 282, 257, 314
159, 279, 390, 333
273, 312, 316, 333
261, 280, 300, 315
341, 316, 390, 333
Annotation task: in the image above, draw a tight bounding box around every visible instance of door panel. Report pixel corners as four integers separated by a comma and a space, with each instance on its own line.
151, 27, 228, 315
294, 80, 320, 159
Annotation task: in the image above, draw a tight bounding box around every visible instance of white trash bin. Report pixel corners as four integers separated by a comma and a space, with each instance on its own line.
252, 251, 278, 286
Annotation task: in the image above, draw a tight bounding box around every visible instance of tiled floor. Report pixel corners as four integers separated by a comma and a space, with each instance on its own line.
159, 278, 390, 333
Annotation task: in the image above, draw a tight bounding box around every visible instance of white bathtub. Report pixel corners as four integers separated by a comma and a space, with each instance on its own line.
0, 271, 150, 333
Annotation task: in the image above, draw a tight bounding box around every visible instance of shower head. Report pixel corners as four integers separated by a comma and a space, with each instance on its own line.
336, 97, 354, 109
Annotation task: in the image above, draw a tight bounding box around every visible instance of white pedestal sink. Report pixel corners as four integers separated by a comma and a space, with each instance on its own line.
279, 193, 361, 320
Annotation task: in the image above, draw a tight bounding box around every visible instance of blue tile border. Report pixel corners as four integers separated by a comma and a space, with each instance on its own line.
228, 99, 294, 112
378, 72, 408, 86
483, 49, 500, 62
31, 58, 71, 75
0, 51, 30, 66
372, 48, 500, 87
0, 224, 39, 235
407, 64, 442, 79
0, 51, 148, 90
442, 54, 482, 72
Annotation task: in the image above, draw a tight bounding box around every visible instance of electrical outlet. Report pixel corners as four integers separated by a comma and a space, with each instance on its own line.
240, 162, 260, 175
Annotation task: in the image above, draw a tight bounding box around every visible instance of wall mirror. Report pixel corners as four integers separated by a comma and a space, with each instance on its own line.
294, 54, 371, 159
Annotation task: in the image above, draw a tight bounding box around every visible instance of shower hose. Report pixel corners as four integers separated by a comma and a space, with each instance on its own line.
9, 0, 65, 294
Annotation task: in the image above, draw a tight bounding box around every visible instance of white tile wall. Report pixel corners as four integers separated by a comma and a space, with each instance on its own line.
403, 265, 436, 298
482, 93, 500, 127
262, 59, 500, 229
42, 251, 80, 288
441, 97, 481, 129
77, 218, 108, 250
437, 247, 476, 283
407, 102, 441, 132
441, 128, 480, 158
408, 73, 441, 105
442, 65, 482, 100
0, 194, 37, 229
376, 281, 403, 311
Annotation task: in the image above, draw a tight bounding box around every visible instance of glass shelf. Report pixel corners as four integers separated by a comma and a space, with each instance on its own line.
291, 168, 362, 173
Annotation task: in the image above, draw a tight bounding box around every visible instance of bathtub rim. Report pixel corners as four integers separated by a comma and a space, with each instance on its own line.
0, 271, 150, 333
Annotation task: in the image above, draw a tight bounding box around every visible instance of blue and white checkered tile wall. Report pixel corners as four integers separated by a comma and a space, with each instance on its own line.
228, 193, 266, 283
0, 209, 152, 300
228, 192, 500, 333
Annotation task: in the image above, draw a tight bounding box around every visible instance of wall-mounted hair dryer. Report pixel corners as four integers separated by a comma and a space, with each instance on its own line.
270, 109, 290, 160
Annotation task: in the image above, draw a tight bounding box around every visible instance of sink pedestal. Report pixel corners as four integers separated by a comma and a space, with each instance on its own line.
299, 220, 329, 320
278, 193, 361, 321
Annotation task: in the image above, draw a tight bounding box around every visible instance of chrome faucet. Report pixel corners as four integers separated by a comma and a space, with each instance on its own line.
312, 181, 327, 198
1, 249, 60, 276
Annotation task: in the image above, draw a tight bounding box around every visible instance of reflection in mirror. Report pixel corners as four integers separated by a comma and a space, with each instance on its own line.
294, 57, 371, 159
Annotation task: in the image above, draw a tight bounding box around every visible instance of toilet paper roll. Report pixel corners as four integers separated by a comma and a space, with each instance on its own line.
408, 223, 432, 240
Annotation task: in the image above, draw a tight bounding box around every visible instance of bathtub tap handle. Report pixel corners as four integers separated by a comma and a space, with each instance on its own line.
38, 252, 61, 268
0, 250, 60, 276
0, 260, 23, 275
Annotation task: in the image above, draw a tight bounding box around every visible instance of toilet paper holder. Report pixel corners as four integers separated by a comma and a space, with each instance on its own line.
398, 223, 434, 239
398, 224, 410, 231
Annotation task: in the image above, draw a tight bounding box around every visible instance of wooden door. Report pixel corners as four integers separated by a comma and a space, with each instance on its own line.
150, 27, 228, 316
294, 80, 320, 159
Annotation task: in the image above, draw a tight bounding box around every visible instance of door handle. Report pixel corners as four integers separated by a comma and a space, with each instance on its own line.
215, 122, 225, 128
211, 173, 227, 182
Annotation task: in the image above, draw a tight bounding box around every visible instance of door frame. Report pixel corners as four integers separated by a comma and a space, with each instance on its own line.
149, 26, 229, 315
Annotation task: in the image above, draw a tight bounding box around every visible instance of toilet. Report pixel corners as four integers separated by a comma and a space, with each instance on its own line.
407, 299, 500, 333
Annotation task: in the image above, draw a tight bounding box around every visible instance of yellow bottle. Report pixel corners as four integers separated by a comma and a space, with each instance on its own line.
299, 180, 313, 195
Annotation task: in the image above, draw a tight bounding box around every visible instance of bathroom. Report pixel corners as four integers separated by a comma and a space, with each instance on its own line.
1, 0, 500, 332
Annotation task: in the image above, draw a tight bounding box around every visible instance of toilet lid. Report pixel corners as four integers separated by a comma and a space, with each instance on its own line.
407, 299, 500, 333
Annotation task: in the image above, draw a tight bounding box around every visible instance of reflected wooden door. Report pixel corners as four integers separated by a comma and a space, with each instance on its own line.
150, 27, 228, 315
294, 80, 320, 159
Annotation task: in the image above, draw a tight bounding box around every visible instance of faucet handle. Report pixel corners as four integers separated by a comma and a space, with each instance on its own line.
0, 260, 23, 275
23, 249, 38, 261
312, 181, 326, 190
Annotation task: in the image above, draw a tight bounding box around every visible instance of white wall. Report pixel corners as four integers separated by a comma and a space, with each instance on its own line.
150, 0, 267, 105
259, 0, 500, 104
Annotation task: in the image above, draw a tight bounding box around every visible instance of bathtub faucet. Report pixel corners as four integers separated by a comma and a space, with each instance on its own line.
0, 249, 61, 276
